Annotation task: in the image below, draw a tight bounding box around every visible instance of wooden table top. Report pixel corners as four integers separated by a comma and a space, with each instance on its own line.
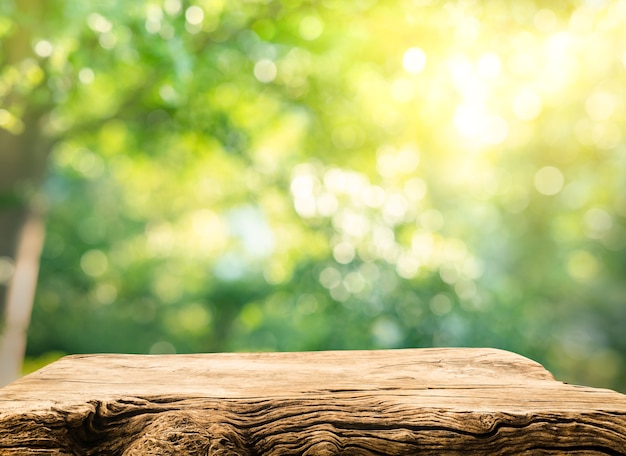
1, 348, 625, 454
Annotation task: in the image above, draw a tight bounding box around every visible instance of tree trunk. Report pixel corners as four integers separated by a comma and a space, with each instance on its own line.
0, 211, 45, 386
1, 348, 626, 454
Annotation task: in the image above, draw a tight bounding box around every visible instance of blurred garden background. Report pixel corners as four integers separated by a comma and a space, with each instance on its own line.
1, 0, 626, 391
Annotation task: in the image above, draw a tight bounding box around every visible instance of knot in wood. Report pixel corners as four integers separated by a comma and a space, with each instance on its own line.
206, 422, 250, 456
123, 412, 213, 455
303, 440, 341, 455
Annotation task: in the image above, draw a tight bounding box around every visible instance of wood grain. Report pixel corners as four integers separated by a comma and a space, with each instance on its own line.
1, 348, 625, 454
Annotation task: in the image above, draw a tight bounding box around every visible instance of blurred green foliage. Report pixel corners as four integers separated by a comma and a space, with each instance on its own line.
3, 0, 626, 391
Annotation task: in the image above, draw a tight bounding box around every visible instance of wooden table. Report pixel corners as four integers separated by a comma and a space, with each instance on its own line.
1, 348, 625, 454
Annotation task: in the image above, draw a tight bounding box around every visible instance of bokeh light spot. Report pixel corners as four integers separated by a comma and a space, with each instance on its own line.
316, 193, 338, 216
592, 122, 621, 150
390, 78, 415, 103
402, 47, 427, 74
78, 68, 95, 84
586, 91, 616, 121
344, 271, 366, 294
34, 40, 53, 58
569, 7, 594, 34
534, 166, 564, 195
512, 88, 542, 121
299, 15, 324, 41
145, 5, 163, 33
159, 84, 177, 103
455, 17, 480, 45
0, 109, 23, 133
319, 267, 341, 289
149, 341, 176, 354
430, 293, 452, 316
95, 283, 117, 306
418, 209, 444, 231
362, 185, 386, 208
0, 109, 10, 127
383, 193, 408, 224
397, 143, 420, 171
254, 59, 277, 83
333, 242, 356, 264
567, 250, 599, 282
476, 52, 501, 80
87, 13, 112, 33
372, 318, 403, 347
164, 0, 182, 15
404, 178, 427, 201
396, 253, 421, 279
177, 303, 212, 335
185, 6, 204, 25
534, 9, 558, 33
80, 250, 108, 277
584, 208, 612, 239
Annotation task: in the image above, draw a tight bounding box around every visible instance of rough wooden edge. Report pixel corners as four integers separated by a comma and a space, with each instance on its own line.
1, 348, 626, 455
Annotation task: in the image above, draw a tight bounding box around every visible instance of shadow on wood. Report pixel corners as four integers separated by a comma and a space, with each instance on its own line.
1, 348, 625, 454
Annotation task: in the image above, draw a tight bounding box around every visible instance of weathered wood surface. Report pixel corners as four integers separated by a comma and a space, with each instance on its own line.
1, 348, 626, 455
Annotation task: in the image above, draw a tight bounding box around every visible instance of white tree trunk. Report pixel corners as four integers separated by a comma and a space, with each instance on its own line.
0, 212, 45, 387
